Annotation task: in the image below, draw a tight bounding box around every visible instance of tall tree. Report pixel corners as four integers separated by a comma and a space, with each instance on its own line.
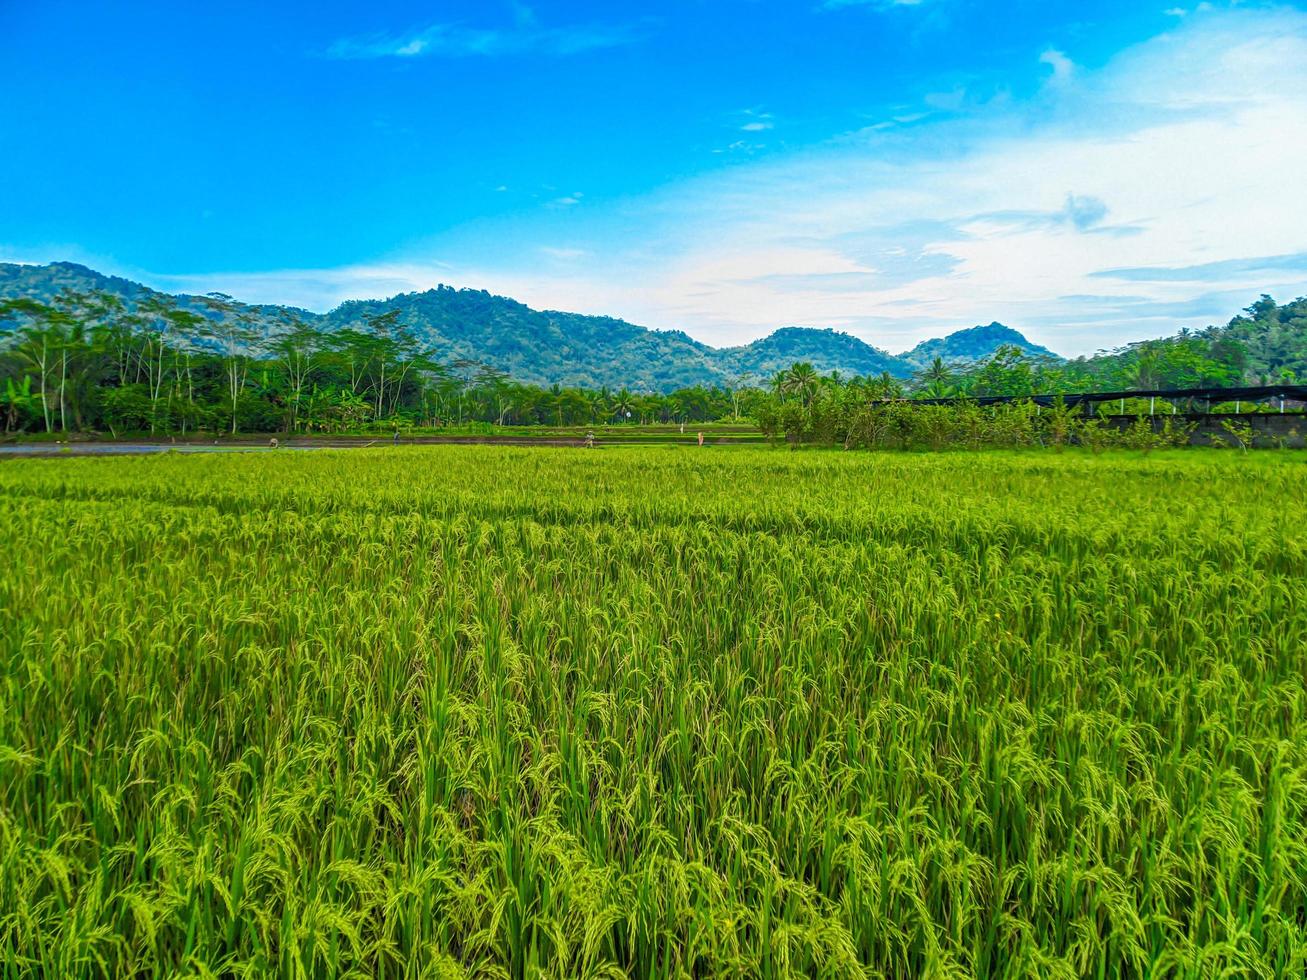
198, 293, 263, 434
781, 362, 820, 406
2, 300, 59, 431
271, 316, 324, 433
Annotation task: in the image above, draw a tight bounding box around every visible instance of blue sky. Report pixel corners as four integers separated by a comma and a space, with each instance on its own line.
2, 0, 1306, 354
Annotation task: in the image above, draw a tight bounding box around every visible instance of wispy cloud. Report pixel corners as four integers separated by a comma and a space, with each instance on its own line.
57, 6, 1307, 358
456, 5, 1307, 353
1092, 252, 1307, 283
1039, 48, 1076, 86
327, 9, 647, 60
819, 0, 956, 43
1165, 3, 1215, 18
540, 246, 590, 261
822, 0, 932, 10
136, 263, 459, 312
738, 109, 775, 133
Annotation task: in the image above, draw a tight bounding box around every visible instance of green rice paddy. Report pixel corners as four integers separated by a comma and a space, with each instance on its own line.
1, 447, 1304, 977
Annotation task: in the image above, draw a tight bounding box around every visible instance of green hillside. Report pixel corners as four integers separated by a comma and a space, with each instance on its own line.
901, 321, 1060, 370
1, 262, 1059, 391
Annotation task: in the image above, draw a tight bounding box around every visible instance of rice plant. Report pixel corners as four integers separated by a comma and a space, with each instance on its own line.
1, 447, 1304, 978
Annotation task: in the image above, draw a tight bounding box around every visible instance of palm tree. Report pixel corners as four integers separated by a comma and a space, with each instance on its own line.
585, 389, 608, 422
920, 378, 954, 399
923, 356, 951, 387
547, 383, 566, 426
1124, 348, 1161, 390
611, 388, 634, 422
770, 369, 789, 397
913, 357, 954, 399
781, 362, 819, 405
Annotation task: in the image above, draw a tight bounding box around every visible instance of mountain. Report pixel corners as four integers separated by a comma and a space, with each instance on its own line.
0, 260, 316, 323
718, 327, 906, 382
0, 261, 159, 306
1, 261, 1059, 391
899, 322, 1061, 370
316, 287, 741, 392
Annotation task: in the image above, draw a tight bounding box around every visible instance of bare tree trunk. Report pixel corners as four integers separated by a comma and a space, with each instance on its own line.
38, 339, 51, 432
58, 348, 68, 432
228, 343, 239, 435
388, 361, 413, 416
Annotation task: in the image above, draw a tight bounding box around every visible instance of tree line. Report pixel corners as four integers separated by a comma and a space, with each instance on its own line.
910, 294, 1303, 398
754, 294, 1303, 449
0, 291, 764, 436
2, 289, 1301, 438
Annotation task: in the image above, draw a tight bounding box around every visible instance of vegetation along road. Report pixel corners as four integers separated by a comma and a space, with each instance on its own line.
2, 447, 1305, 977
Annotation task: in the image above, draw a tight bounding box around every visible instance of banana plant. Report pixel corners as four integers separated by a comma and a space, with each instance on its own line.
1, 375, 37, 432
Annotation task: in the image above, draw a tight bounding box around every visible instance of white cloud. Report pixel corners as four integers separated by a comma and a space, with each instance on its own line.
823, 0, 931, 9
29, 6, 1307, 358
539, 246, 589, 260
1039, 48, 1076, 86
394, 39, 428, 57
327, 14, 646, 60
1165, 3, 1214, 18
142, 263, 457, 312
455, 5, 1307, 354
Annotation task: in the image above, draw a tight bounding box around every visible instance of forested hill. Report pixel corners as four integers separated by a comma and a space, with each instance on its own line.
322, 287, 725, 391
901, 322, 1059, 370
1042, 294, 1307, 391
0, 261, 1059, 391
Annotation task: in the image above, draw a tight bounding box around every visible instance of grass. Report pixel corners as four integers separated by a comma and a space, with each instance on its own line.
1, 447, 1305, 977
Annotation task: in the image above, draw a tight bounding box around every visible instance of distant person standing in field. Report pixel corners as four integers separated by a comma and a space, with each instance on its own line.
585, 431, 595, 448
698, 431, 704, 447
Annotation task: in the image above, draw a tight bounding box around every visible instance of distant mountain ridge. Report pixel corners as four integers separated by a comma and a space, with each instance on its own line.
0, 261, 1062, 391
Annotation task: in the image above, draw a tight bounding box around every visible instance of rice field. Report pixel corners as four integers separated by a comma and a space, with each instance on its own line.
1, 446, 1305, 978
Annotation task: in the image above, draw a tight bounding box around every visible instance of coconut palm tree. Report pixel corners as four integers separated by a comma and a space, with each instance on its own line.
781, 362, 819, 405
585, 389, 609, 422
611, 388, 635, 422
770, 369, 789, 397
922, 356, 952, 388
548, 383, 565, 426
